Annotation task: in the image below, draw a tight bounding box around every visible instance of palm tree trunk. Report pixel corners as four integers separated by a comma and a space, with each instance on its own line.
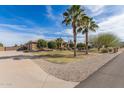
85, 30, 88, 54
73, 26, 77, 57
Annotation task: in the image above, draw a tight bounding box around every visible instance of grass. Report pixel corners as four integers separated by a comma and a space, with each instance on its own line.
33, 50, 85, 64
89, 48, 99, 53
46, 57, 82, 64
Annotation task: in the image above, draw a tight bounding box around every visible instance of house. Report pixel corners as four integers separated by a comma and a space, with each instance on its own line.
4, 46, 20, 51
25, 41, 38, 51
0, 46, 4, 51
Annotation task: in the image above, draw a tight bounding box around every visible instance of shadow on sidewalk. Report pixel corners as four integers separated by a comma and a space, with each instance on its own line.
0, 55, 44, 60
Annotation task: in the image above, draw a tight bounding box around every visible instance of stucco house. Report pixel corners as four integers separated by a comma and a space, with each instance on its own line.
25, 41, 38, 51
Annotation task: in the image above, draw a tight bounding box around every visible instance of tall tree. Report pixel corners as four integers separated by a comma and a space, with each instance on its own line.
78, 16, 98, 54
56, 38, 64, 49
62, 5, 84, 57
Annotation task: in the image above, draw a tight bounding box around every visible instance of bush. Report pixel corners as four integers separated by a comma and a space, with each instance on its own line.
77, 43, 85, 50
89, 33, 120, 50
48, 41, 57, 49
108, 48, 113, 52
37, 39, 47, 48
23, 50, 30, 53
100, 48, 108, 53
17, 46, 27, 51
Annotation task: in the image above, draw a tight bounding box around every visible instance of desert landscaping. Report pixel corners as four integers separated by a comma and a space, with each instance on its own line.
0, 5, 123, 88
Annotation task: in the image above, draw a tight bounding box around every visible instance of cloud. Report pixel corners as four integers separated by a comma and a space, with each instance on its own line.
46, 6, 55, 20
57, 28, 85, 43
85, 5, 105, 17
45, 6, 64, 29
87, 5, 105, 13
98, 12, 124, 41
0, 23, 46, 46
0, 16, 52, 46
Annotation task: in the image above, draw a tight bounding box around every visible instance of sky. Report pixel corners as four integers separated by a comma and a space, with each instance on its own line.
0, 5, 124, 46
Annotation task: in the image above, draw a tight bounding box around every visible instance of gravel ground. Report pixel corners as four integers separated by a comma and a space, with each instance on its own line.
33, 51, 122, 82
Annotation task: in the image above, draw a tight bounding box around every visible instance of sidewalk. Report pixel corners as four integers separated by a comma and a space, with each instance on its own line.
0, 51, 78, 88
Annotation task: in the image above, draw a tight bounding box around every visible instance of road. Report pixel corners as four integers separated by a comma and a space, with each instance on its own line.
76, 52, 124, 88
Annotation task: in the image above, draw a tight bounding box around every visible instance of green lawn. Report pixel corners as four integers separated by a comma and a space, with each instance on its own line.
33, 50, 86, 64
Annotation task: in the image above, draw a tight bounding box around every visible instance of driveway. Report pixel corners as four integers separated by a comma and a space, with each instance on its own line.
0, 51, 78, 88
76, 52, 124, 88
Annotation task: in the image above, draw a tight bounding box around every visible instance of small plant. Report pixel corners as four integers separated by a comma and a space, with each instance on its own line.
108, 48, 113, 52
23, 50, 29, 53
77, 43, 85, 50
100, 48, 108, 53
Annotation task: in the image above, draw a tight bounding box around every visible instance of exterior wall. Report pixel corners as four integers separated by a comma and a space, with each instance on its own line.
31, 43, 38, 50
4, 47, 19, 51
26, 42, 38, 51
0, 46, 19, 51
0, 47, 4, 51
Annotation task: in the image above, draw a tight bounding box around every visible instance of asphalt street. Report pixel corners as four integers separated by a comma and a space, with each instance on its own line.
76, 52, 124, 88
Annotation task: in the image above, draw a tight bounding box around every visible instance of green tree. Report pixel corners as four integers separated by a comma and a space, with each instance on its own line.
77, 43, 85, 50
48, 41, 57, 49
91, 33, 120, 51
56, 38, 64, 49
78, 16, 98, 54
62, 5, 85, 57
68, 40, 74, 49
37, 39, 47, 48
0, 43, 3, 47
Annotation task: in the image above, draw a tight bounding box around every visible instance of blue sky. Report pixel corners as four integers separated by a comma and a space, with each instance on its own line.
0, 5, 124, 46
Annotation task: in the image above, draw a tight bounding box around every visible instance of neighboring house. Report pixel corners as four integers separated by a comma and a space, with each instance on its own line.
25, 41, 38, 51
0, 47, 4, 51
0, 46, 20, 51
4, 46, 20, 51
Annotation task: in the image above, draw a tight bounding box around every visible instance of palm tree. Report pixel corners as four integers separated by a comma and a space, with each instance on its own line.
62, 5, 84, 57
56, 38, 64, 49
78, 16, 98, 54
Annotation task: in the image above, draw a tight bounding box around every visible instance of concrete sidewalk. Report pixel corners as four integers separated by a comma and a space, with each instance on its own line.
0, 51, 78, 88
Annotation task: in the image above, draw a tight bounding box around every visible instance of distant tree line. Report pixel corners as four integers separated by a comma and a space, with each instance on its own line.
36, 38, 87, 50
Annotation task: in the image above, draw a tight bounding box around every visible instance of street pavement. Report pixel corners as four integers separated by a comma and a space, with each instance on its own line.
76, 52, 124, 88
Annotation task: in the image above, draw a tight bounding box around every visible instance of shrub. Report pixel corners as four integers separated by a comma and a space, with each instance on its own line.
37, 39, 47, 48
68, 40, 74, 49
77, 43, 85, 50
89, 33, 120, 51
23, 50, 30, 53
100, 48, 108, 53
108, 48, 113, 52
17, 46, 27, 51
48, 41, 57, 49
